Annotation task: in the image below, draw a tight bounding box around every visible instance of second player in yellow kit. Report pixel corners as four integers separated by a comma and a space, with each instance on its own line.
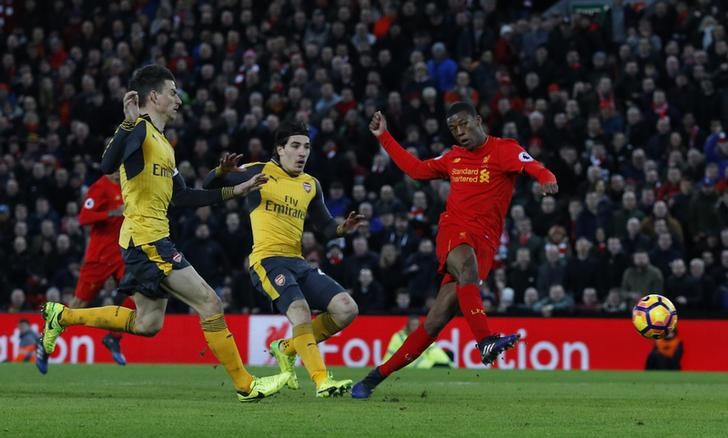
204, 121, 365, 397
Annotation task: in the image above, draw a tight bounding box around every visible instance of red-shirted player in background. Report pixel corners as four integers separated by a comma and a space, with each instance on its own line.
353, 103, 558, 398
36, 171, 134, 373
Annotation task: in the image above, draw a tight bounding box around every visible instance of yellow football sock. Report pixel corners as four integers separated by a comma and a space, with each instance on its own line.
292, 322, 327, 386
201, 313, 254, 393
60, 306, 137, 333
280, 313, 341, 356
312, 312, 341, 343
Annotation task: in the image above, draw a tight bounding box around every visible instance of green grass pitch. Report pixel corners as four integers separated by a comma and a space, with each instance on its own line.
2, 364, 727, 436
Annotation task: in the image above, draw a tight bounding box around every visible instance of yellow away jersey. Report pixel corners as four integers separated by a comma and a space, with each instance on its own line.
247, 162, 317, 265
116, 116, 176, 248
202, 160, 339, 267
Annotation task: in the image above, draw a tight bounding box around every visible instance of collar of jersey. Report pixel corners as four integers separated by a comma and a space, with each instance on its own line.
270, 158, 304, 178
455, 135, 490, 153
140, 114, 164, 134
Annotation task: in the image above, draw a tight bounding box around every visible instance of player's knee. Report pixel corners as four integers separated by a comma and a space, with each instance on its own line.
197, 292, 224, 319
345, 298, 359, 322
331, 293, 358, 325
288, 299, 310, 313
286, 299, 312, 324
457, 257, 479, 285
423, 316, 446, 337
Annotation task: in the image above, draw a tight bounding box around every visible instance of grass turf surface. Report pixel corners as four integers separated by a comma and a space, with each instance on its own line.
2, 364, 727, 436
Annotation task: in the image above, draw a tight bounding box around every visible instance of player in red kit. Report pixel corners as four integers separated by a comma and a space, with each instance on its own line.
353, 102, 558, 398
36, 171, 134, 373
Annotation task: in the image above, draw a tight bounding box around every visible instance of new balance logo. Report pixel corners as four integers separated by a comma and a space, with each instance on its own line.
470, 308, 485, 315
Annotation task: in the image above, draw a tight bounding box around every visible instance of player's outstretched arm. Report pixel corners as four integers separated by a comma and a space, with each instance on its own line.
369, 111, 446, 180
101, 91, 145, 174
501, 139, 559, 195
202, 153, 253, 188
308, 179, 365, 239
523, 160, 558, 195
172, 170, 268, 207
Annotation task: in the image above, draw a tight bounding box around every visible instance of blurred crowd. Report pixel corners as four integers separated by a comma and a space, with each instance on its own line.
0, 0, 726, 317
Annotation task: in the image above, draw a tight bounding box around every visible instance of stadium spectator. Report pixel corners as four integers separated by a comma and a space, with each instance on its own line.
688, 258, 717, 308
11, 319, 39, 362
564, 238, 599, 296
376, 243, 405, 297
507, 248, 538, 304
537, 244, 566, 295
351, 267, 387, 315
533, 284, 575, 317
575, 287, 602, 316
665, 259, 701, 309
510, 287, 540, 316
5, 288, 31, 312
342, 235, 379, 289
402, 238, 439, 307
597, 237, 630, 296
622, 250, 664, 305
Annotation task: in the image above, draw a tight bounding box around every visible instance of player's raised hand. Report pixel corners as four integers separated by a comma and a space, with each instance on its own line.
218, 152, 244, 174
539, 182, 559, 195
369, 111, 387, 137
340, 211, 367, 234
123, 91, 140, 122
233, 173, 269, 196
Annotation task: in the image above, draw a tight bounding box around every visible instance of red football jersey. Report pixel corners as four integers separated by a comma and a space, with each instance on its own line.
78, 175, 124, 263
379, 131, 556, 249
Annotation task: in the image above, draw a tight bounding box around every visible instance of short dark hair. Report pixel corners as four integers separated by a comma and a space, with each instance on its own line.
273, 120, 309, 148
129, 65, 176, 106
272, 120, 309, 159
446, 101, 478, 118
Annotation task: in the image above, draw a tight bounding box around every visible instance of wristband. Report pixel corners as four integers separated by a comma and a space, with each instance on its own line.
221, 186, 236, 200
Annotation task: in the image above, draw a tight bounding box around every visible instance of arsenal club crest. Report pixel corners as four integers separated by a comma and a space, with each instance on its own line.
275, 274, 286, 286
172, 252, 183, 263
303, 182, 312, 192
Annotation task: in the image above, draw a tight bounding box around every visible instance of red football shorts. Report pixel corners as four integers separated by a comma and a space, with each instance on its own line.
74, 260, 125, 302
435, 223, 496, 286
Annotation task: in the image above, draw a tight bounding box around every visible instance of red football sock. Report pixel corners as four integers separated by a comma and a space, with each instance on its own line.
379, 326, 435, 377
456, 283, 491, 342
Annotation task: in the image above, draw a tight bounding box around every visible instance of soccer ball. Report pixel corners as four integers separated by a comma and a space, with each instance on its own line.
632, 294, 678, 339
